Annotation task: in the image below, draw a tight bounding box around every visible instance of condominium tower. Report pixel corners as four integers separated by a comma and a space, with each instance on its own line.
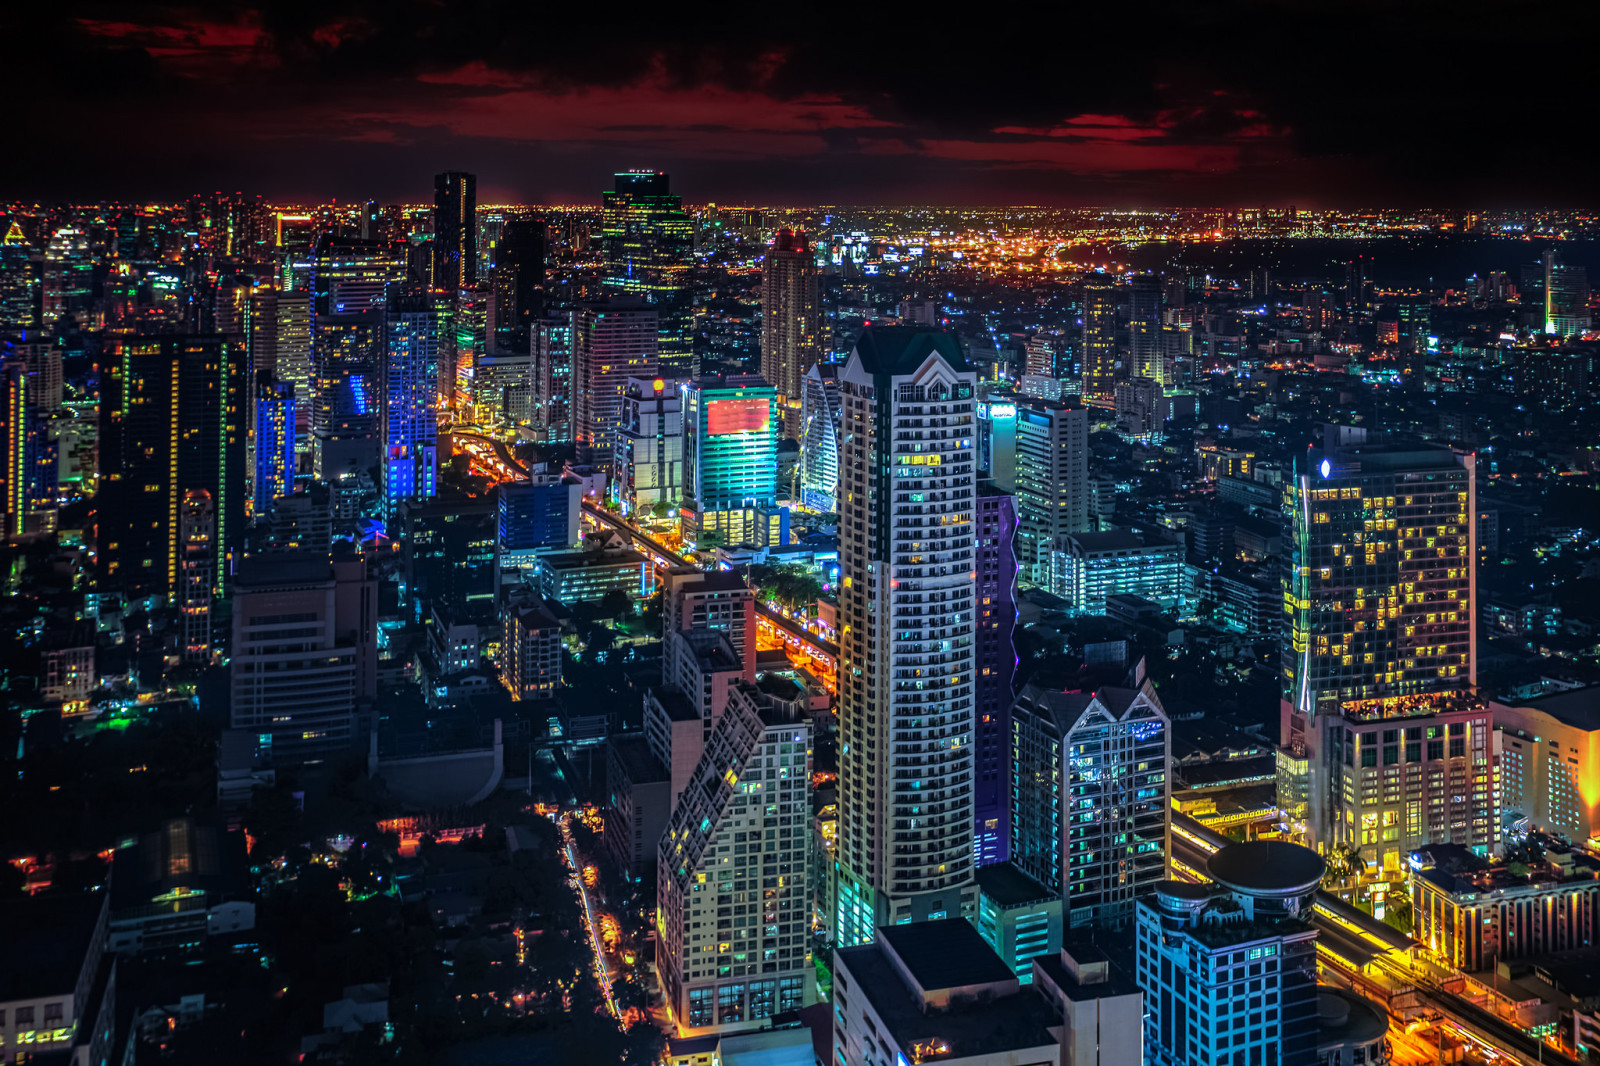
759, 229, 822, 438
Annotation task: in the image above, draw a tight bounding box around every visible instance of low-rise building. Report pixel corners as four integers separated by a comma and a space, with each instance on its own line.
1047, 528, 1183, 615
833, 918, 1063, 1066
498, 588, 562, 699
535, 545, 651, 606
0, 893, 118, 1066
109, 818, 256, 954
976, 862, 1063, 984
1493, 686, 1600, 843
1410, 840, 1600, 972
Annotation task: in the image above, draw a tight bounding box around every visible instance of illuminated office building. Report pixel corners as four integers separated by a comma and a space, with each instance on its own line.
250, 373, 295, 513
574, 300, 659, 466
2, 347, 58, 539
1494, 689, 1600, 843
656, 684, 814, 1035
835, 327, 979, 946
1081, 273, 1119, 403
616, 376, 682, 518
96, 335, 244, 600
1128, 274, 1165, 385
1544, 246, 1591, 338
1279, 436, 1485, 864
759, 228, 821, 437
381, 291, 440, 518
1048, 529, 1183, 614
1014, 398, 1090, 586
798, 362, 841, 512
433, 171, 477, 291
532, 315, 576, 443
1011, 669, 1170, 929
681, 375, 780, 546
601, 170, 695, 379
248, 289, 312, 449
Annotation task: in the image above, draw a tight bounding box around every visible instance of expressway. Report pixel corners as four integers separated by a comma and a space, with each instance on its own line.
580, 501, 841, 672
449, 426, 528, 480
1171, 812, 1576, 1066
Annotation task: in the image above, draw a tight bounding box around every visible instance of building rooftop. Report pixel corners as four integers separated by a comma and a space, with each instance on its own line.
0, 893, 104, 1000
852, 327, 968, 376
1412, 840, 1600, 897
1033, 935, 1142, 1003
838, 920, 1058, 1062
1207, 841, 1325, 896
976, 861, 1055, 908
111, 818, 249, 913
1519, 685, 1600, 732
1316, 987, 1388, 1051
1062, 528, 1178, 555
610, 733, 669, 784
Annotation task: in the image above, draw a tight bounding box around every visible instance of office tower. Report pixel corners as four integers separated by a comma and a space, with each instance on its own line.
0, 228, 41, 333
574, 300, 659, 466
361, 199, 381, 240
1, 347, 58, 539
1544, 246, 1591, 338
1013, 398, 1090, 586
759, 228, 821, 438
1138, 842, 1322, 1066
601, 170, 695, 378
977, 395, 1018, 490
681, 375, 779, 546
656, 684, 814, 1035
230, 549, 377, 766
1127, 275, 1164, 384
248, 289, 312, 450
1011, 667, 1171, 928
498, 586, 563, 700
531, 315, 575, 442
250, 373, 295, 513
616, 376, 683, 518
1081, 273, 1119, 403
432, 171, 477, 291
1048, 529, 1184, 613
797, 362, 841, 512
381, 291, 440, 518
490, 215, 545, 350
661, 567, 757, 680
309, 236, 407, 479
833, 920, 1065, 1066
96, 335, 245, 600
974, 482, 1017, 866
1114, 377, 1167, 437
179, 490, 214, 664
835, 327, 979, 946
496, 474, 583, 590
41, 227, 94, 330
187, 191, 270, 258
1280, 436, 1485, 866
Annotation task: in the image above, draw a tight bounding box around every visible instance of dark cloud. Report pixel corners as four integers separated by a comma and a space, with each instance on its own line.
5, 2, 1594, 204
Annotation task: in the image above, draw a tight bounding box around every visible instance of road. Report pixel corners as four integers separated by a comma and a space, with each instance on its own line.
559, 813, 620, 1025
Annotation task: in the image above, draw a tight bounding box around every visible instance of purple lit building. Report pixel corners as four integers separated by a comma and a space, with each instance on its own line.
975, 480, 1018, 866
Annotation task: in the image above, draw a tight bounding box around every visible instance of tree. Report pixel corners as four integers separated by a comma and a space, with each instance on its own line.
598, 589, 633, 622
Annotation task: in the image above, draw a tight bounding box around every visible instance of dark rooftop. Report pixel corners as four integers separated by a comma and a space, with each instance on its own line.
0, 893, 104, 1000
1519, 685, 1600, 733
1207, 841, 1325, 895
609, 733, 668, 784
977, 861, 1056, 908
852, 327, 968, 376
878, 917, 1016, 993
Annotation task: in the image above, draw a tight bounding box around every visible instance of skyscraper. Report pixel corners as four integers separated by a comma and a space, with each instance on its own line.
615, 377, 683, 519
1138, 842, 1323, 1066
490, 214, 545, 351
681, 375, 779, 546
248, 289, 312, 451
432, 171, 477, 292
1010, 668, 1171, 928
974, 482, 1017, 866
835, 327, 979, 946
759, 229, 821, 438
797, 362, 841, 512
601, 170, 695, 378
574, 300, 659, 467
250, 373, 295, 513
179, 490, 214, 663
1544, 246, 1591, 338
1, 344, 58, 539
1280, 435, 1489, 868
1013, 398, 1090, 586
656, 684, 814, 1034
1128, 274, 1165, 385
381, 290, 441, 518
96, 335, 245, 600
1081, 273, 1119, 403
531, 315, 575, 443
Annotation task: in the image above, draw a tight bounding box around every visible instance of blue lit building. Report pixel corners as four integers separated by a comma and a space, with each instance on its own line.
381, 292, 440, 518
251, 373, 295, 513
496, 475, 582, 590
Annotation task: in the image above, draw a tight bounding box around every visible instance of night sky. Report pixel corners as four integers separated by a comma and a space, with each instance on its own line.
11, 2, 1596, 206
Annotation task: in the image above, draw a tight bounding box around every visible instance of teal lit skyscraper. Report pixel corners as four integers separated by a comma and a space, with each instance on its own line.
602, 170, 695, 379
681, 374, 779, 546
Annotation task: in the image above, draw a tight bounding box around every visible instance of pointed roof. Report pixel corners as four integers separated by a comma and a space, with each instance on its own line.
851, 326, 968, 376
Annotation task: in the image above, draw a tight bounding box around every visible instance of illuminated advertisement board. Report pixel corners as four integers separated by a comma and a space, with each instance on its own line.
706, 397, 770, 436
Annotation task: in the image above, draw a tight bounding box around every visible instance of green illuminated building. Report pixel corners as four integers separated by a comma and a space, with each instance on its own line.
602, 170, 696, 379
681, 375, 780, 546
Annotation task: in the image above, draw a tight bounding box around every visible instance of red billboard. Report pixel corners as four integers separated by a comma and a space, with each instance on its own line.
706, 397, 770, 436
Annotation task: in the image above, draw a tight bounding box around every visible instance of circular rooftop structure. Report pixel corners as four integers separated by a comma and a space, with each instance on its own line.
1206, 840, 1325, 897
1316, 987, 1388, 1052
